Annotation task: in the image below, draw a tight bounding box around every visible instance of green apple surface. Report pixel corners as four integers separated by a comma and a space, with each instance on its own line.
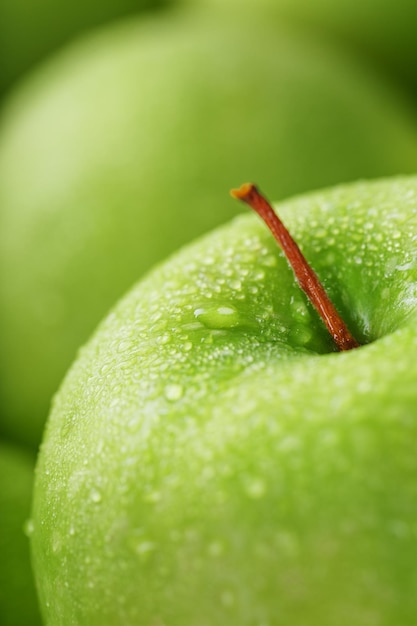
3, 9, 417, 450
0, 0, 167, 96
195, 0, 417, 87
32, 177, 417, 625
0, 442, 42, 626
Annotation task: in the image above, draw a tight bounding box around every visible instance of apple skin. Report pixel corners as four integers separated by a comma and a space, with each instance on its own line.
272, 0, 417, 88
3, 10, 417, 450
0, 0, 168, 96
195, 0, 417, 87
31, 177, 417, 625
0, 441, 42, 626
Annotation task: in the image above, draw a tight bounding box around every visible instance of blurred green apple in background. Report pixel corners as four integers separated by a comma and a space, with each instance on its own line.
31, 177, 417, 625
0, 441, 41, 626
2, 8, 417, 449
196, 0, 417, 87
274, 0, 417, 87
0, 0, 168, 96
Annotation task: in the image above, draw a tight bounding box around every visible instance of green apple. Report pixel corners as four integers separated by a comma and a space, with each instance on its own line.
31, 177, 417, 625
0, 0, 168, 96
194, 0, 417, 87
272, 0, 417, 87
3, 9, 417, 450
0, 441, 42, 626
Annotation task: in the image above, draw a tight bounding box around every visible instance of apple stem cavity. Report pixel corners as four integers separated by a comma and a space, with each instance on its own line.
230, 183, 360, 352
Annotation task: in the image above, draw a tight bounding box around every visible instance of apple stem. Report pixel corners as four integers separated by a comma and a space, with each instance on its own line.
230, 183, 360, 351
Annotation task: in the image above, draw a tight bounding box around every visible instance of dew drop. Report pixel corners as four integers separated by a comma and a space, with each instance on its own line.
100, 362, 111, 375
90, 488, 102, 504
229, 279, 242, 291
291, 299, 309, 320
135, 541, 156, 559
289, 326, 313, 346
253, 269, 265, 281
157, 333, 171, 345
52, 532, 63, 554
144, 491, 161, 503
245, 477, 267, 499
261, 254, 277, 267
164, 384, 184, 402
194, 305, 240, 329
117, 340, 132, 353
150, 311, 162, 323
24, 519, 34, 537
183, 341, 193, 352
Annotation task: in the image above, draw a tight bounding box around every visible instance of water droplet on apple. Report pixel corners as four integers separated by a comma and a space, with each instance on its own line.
24, 519, 34, 537
144, 490, 161, 503
253, 269, 265, 281
100, 362, 111, 375
194, 305, 240, 329
164, 384, 184, 402
289, 325, 313, 347
52, 531, 63, 553
157, 333, 171, 345
261, 254, 277, 267
245, 477, 267, 499
135, 541, 156, 560
117, 339, 132, 353
183, 341, 193, 352
228, 279, 242, 291
150, 311, 162, 323
291, 299, 309, 321
90, 488, 102, 503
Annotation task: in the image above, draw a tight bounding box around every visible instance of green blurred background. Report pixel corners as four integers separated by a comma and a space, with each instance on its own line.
1, 0, 417, 623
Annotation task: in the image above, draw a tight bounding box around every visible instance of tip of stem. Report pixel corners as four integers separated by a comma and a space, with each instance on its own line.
230, 183, 256, 201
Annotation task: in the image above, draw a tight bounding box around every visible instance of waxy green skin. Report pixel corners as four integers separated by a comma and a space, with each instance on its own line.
3, 10, 417, 450
197, 0, 417, 88
0, 442, 42, 626
0, 0, 167, 96
32, 178, 417, 625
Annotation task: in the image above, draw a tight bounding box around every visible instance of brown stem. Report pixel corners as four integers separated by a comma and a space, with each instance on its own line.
231, 183, 360, 351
